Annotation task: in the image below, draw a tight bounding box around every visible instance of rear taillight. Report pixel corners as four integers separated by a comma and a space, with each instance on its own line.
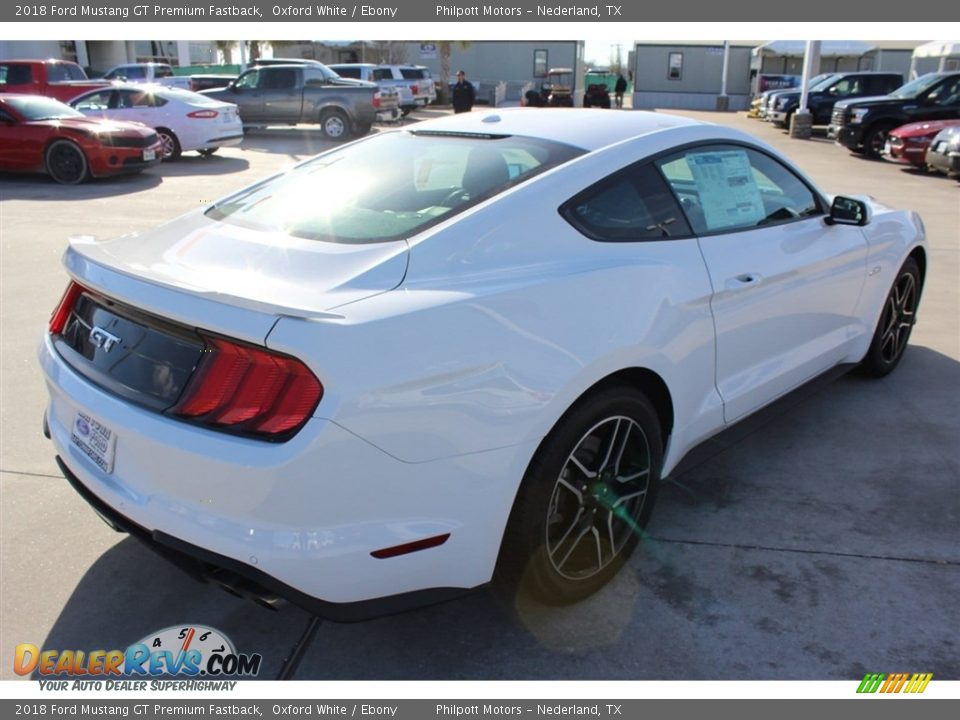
187, 109, 218, 119
372, 91, 381, 109
172, 336, 322, 438
49, 281, 85, 334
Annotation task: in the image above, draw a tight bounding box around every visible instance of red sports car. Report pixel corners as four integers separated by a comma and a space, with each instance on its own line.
884, 119, 960, 169
0, 94, 162, 184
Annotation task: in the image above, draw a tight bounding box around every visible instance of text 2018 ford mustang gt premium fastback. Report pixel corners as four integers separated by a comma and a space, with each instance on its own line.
40, 109, 927, 619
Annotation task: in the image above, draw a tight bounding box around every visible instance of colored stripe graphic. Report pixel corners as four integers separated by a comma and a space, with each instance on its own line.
905, 673, 933, 693
857, 673, 885, 693
857, 672, 932, 694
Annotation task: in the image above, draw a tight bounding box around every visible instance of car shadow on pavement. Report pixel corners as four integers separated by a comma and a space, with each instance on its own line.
27, 347, 960, 681
0, 170, 162, 201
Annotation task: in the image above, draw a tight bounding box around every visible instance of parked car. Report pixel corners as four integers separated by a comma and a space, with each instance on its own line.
248, 58, 326, 68
325, 64, 403, 122
925, 125, 960, 177
40, 109, 927, 618
883, 119, 960, 169
756, 73, 840, 121
69, 84, 243, 160
767, 72, 903, 128
583, 83, 611, 109
374, 65, 437, 114
0, 94, 161, 184
102, 63, 192, 90
200, 63, 377, 140
829, 72, 960, 158
0, 59, 110, 103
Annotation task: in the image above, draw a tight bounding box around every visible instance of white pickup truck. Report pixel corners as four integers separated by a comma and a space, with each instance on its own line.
102, 63, 193, 90
329, 63, 436, 116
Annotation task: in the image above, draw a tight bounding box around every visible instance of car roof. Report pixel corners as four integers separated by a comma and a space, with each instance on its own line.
408, 108, 705, 152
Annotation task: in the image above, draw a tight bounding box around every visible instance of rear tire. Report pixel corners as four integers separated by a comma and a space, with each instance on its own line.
45, 140, 89, 185
859, 257, 921, 377
320, 109, 350, 141
496, 387, 662, 605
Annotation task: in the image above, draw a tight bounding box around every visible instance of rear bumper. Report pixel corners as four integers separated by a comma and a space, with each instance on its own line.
39, 332, 508, 615
54, 454, 474, 622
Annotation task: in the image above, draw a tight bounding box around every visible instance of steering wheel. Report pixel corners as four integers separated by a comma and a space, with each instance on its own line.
439, 187, 469, 207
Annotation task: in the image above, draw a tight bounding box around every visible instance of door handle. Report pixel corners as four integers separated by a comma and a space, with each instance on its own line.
726, 273, 762, 289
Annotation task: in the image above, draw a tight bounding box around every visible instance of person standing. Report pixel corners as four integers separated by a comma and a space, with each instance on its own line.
452, 70, 475, 114
614, 73, 628, 109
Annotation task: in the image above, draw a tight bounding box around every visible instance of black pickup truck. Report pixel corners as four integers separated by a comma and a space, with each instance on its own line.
767, 71, 902, 128
829, 72, 960, 157
201, 63, 378, 141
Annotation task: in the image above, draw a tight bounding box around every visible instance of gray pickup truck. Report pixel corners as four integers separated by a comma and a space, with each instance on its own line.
201, 64, 378, 140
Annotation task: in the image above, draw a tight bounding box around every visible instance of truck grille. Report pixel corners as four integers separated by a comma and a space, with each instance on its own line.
831, 108, 847, 129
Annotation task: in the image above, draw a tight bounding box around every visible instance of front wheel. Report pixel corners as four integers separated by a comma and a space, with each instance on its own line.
45, 140, 89, 185
496, 387, 662, 605
859, 257, 921, 377
863, 123, 894, 159
320, 109, 350, 141
156, 128, 181, 161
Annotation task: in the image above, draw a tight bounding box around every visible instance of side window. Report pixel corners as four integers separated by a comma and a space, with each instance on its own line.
1, 64, 34, 85
927, 78, 960, 107
262, 68, 298, 90
234, 70, 259, 90
830, 78, 860, 97
373, 68, 393, 82
333, 67, 360, 79
73, 90, 114, 111
562, 164, 692, 241
115, 90, 154, 108
657, 145, 821, 235
156, 66, 173, 78
304, 68, 329, 86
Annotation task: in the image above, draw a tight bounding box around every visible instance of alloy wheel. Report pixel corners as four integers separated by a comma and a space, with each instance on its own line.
879, 270, 917, 364
545, 416, 651, 581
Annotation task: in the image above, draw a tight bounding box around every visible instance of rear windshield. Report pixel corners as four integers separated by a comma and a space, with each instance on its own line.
3, 95, 84, 120
400, 68, 431, 80
206, 131, 583, 244
47, 62, 87, 82
159, 87, 224, 106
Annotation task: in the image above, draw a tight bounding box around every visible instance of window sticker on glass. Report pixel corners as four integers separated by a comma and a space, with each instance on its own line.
687, 150, 766, 231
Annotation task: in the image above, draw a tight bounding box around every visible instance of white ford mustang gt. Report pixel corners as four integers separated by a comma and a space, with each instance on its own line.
40, 109, 927, 619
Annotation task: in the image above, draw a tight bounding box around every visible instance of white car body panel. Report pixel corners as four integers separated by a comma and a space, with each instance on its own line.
39, 109, 928, 610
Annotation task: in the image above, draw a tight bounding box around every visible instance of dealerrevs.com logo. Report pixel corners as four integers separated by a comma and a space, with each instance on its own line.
857, 673, 933, 694
15, 625, 262, 689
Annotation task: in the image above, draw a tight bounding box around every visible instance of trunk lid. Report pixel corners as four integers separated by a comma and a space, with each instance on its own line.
65, 210, 409, 323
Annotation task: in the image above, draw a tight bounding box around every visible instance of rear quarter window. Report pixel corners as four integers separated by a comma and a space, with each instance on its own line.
400, 68, 430, 80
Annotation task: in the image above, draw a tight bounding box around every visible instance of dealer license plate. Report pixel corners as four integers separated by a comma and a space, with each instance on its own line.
883, 140, 892, 156
70, 411, 117, 474
143, 148, 156, 162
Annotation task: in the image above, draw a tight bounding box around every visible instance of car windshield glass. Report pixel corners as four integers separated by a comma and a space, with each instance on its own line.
890, 74, 947, 99
205, 131, 583, 244
5, 96, 84, 120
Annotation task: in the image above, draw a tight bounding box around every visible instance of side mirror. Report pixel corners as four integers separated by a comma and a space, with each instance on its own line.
826, 195, 872, 226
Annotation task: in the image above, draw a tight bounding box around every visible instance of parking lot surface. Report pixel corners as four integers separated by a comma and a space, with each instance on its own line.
1, 108, 957, 681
